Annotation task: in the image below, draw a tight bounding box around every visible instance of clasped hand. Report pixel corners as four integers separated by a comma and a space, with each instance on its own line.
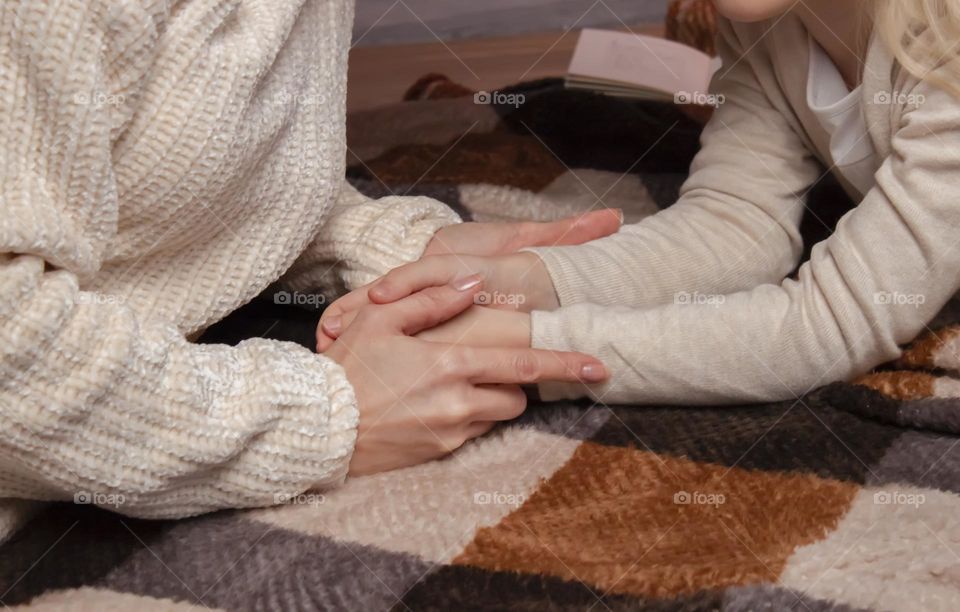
320, 210, 620, 476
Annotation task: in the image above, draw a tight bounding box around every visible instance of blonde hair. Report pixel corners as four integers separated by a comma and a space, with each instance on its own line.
873, 0, 960, 97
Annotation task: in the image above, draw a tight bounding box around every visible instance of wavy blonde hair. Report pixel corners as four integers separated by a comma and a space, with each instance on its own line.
873, 0, 960, 96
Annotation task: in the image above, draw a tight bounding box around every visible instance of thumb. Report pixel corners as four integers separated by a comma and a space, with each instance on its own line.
384, 274, 484, 335
517, 209, 622, 249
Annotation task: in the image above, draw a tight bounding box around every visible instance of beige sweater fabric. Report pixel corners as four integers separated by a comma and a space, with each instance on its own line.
530, 15, 960, 404
0, 0, 458, 532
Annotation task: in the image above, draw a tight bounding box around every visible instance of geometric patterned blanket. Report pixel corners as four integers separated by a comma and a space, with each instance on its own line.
3, 77, 960, 611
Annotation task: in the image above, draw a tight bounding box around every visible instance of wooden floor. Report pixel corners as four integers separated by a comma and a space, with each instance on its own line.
346, 24, 663, 112
352, 0, 668, 46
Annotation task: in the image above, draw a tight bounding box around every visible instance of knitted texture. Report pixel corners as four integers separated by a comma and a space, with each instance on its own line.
5, 73, 960, 611
0, 0, 458, 530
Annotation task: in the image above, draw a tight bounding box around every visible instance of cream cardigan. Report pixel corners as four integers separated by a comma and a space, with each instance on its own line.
529, 14, 960, 404
0, 0, 458, 535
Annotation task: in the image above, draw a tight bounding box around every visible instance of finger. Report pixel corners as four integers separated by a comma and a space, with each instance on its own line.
464, 347, 608, 385
463, 420, 496, 441
316, 315, 332, 351
516, 209, 623, 249
385, 274, 483, 335
368, 257, 462, 304
470, 384, 528, 422
319, 281, 377, 338
319, 307, 360, 339
316, 313, 336, 350
315, 328, 333, 353
316, 310, 359, 352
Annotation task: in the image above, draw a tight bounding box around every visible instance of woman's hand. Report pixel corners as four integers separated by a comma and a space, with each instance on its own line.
325, 303, 533, 354
325, 275, 607, 476
316, 252, 556, 352
424, 209, 622, 257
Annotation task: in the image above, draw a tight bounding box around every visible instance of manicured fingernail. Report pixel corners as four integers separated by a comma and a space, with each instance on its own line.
580, 362, 607, 382
453, 274, 482, 292
322, 316, 342, 335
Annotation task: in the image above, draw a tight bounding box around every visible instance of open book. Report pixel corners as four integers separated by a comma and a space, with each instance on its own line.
565, 29, 723, 105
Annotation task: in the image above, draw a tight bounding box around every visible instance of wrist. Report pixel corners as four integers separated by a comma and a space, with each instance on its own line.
470, 309, 531, 348
508, 310, 533, 347
469, 308, 531, 347
506, 252, 559, 311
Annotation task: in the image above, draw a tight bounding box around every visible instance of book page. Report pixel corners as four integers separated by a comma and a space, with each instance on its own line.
568, 29, 719, 96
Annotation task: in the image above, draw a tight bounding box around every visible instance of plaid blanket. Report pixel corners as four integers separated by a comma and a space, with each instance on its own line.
3, 78, 960, 612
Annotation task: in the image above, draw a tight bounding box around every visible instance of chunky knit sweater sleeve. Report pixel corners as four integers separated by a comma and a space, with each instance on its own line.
0, 0, 445, 519
0, 257, 360, 518
528, 21, 960, 404
280, 181, 461, 294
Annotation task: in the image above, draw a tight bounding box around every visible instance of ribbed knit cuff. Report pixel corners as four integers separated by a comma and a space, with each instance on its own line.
331, 195, 462, 289
88, 340, 364, 519
213, 343, 361, 508
281, 192, 462, 294
522, 246, 607, 307
355, 195, 462, 277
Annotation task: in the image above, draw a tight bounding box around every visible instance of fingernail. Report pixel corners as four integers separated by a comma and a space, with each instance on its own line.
614, 208, 624, 224
322, 316, 342, 335
580, 362, 607, 383
453, 274, 482, 292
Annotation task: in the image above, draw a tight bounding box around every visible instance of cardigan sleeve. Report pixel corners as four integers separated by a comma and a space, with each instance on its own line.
279, 180, 462, 294
530, 73, 960, 405
524, 18, 822, 309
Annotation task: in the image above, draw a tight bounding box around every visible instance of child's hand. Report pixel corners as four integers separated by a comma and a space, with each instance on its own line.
316, 252, 556, 352
424, 209, 622, 257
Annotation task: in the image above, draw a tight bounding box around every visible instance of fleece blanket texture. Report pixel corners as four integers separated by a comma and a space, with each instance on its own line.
3, 78, 960, 612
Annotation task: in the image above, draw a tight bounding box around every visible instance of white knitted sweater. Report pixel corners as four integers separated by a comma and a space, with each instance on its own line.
0, 0, 458, 534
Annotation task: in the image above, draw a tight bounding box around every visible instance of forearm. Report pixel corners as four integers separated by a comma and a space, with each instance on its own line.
529, 282, 888, 405
526, 188, 808, 309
